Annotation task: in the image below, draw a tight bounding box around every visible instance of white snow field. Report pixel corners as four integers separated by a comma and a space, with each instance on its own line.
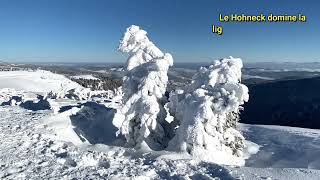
0, 70, 319, 179
242, 74, 275, 80
1, 104, 320, 179
0, 70, 83, 93
70, 74, 99, 80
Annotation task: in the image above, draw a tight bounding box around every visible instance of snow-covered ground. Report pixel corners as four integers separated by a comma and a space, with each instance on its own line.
70, 74, 99, 80
242, 74, 275, 80
0, 70, 83, 93
1, 70, 320, 179
1, 105, 320, 179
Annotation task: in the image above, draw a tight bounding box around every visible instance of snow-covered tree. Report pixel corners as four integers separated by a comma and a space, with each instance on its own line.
167, 57, 249, 166
112, 25, 173, 150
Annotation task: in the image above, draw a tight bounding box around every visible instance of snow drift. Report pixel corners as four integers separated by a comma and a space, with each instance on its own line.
167, 57, 249, 166
112, 25, 173, 150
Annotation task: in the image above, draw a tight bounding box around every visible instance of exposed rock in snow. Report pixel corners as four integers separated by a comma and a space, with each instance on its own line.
167, 57, 249, 166
112, 25, 173, 150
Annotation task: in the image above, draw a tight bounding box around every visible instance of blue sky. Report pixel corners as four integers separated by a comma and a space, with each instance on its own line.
0, 0, 319, 63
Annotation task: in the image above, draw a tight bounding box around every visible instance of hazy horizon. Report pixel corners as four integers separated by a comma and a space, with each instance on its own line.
3, 60, 320, 65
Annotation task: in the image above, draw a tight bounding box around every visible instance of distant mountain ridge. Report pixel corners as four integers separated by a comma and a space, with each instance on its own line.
240, 76, 320, 129
0, 61, 9, 65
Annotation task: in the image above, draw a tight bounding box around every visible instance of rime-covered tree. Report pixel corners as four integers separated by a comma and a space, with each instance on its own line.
167, 57, 249, 166
112, 25, 173, 150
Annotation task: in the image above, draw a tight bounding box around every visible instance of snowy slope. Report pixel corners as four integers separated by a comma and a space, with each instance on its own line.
242, 124, 320, 169
0, 70, 120, 105
0, 70, 82, 93
242, 74, 275, 80
70, 74, 99, 80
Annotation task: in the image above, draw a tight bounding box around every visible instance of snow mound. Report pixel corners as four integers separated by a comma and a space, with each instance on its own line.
45, 107, 86, 146
113, 25, 173, 150
0, 70, 83, 93
167, 57, 250, 166
45, 101, 120, 146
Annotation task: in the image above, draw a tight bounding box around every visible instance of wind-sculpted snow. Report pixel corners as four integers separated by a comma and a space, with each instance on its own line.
0, 90, 51, 111
113, 25, 173, 150
20, 95, 51, 111
167, 57, 249, 166
69, 102, 119, 145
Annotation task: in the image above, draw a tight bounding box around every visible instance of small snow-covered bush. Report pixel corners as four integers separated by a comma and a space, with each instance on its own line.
112, 25, 173, 150
167, 57, 249, 166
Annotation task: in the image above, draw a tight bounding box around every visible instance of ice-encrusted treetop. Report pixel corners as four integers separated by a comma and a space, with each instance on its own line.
118, 25, 171, 71
187, 56, 244, 91
185, 56, 249, 113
